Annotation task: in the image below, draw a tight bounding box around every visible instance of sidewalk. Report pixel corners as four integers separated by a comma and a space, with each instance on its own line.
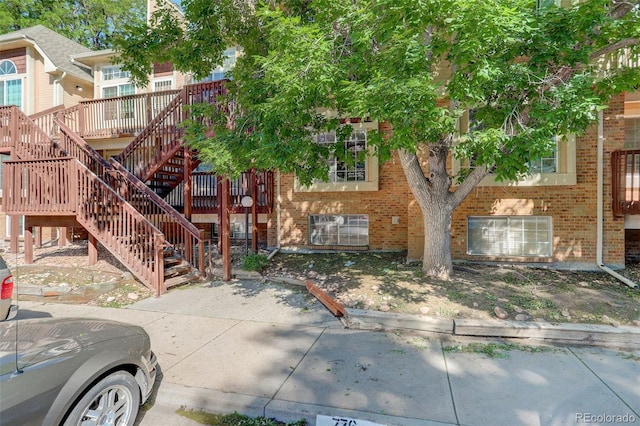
16, 279, 640, 426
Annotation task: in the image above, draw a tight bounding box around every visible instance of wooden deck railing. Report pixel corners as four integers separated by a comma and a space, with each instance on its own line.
0, 106, 61, 159
3, 158, 165, 294
58, 90, 181, 139
612, 149, 640, 216
2, 158, 77, 215
164, 170, 274, 214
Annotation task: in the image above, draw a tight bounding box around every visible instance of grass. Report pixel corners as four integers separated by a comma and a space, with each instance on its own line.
442, 342, 560, 359
176, 409, 307, 426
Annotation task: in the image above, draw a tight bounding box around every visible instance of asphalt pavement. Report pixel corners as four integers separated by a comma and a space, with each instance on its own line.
15, 279, 640, 426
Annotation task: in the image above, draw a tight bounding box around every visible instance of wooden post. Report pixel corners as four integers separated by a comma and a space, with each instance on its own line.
154, 233, 164, 297
35, 227, 42, 248
88, 233, 98, 265
184, 148, 193, 220
221, 178, 232, 281
24, 225, 33, 264
251, 169, 258, 253
58, 227, 67, 247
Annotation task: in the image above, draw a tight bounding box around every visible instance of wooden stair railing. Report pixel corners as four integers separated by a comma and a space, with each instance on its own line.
0, 106, 62, 159
56, 120, 206, 281
3, 157, 165, 295
113, 81, 227, 187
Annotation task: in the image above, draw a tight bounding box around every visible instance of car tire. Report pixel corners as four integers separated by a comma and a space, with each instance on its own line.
63, 371, 140, 426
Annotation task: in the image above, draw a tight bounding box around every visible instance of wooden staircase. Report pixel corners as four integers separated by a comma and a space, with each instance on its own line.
1, 81, 272, 295
0, 87, 214, 294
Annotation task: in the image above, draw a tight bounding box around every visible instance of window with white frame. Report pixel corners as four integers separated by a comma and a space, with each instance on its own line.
528, 137, 558, 174
101, 65, 135, 120
467, 216, 552, 257
201, 48, 238, 82
315, 130, 367, 182
0, 60, 22, 109
102, 65, 131, 81
309, 214, 369, 246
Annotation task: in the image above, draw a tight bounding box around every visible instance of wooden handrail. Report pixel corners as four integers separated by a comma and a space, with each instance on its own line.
55, 119, 205, 274
114, 81, 228, 181
2, 157, 165, 294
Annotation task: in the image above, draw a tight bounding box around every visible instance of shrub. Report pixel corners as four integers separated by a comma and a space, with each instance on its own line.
242, 253, 270, 271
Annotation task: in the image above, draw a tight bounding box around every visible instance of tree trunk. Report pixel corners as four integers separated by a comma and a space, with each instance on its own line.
399, 142, 488, 280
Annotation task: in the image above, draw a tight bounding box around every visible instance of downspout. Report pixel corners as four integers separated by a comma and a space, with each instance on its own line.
267, 170, 282, 260
53, 72, 67, 106
597, 110, 638, 288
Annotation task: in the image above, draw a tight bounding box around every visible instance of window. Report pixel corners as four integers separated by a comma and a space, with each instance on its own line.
102, 65, 131, 81
201, 48, 238, 82
309, 214, 369, 246
315, 130, 367, 182
0, 60, 22, 109
625, 117, 640, 149
467, 216, 552, 257
454, 109, 575, 186
6, 215, 24, 239
528, 138, 558, 174
102, 84, 135, 121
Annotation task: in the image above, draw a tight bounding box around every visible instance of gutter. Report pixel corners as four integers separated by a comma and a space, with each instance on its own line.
597, 110, 638, 288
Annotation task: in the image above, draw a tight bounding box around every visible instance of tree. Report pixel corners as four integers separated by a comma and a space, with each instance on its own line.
0, 0, 146, 50
115, 0, 640, 279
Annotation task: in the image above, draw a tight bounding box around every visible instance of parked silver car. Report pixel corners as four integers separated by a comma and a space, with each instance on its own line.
0, 317, 157, 426
0, 254, 15, 321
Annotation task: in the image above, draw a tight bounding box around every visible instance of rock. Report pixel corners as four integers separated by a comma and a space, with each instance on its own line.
561, 308, 570, 317
578, 281, 589, 287
513, 305, 524, 313
127, 292, 139, 300
472, 302, 479, 308
515, 314, 532, 321
494, 306, 509, 319
602, 315, 610, 323
379, 304, 390, 312
632, 320, 640, 327
370, 285, 379, 291
107, 296, 116, 303
606, 301, 623, 308
419, 307, 430, 315
121, 272, 134, 281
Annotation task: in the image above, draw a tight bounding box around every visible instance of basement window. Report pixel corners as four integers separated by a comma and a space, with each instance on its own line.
309, 214, 369, 246
467, 216, 552, 257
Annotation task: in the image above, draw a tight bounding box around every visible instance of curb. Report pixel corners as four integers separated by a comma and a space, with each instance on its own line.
343, 308, 640, 350
266, 276, 640, 350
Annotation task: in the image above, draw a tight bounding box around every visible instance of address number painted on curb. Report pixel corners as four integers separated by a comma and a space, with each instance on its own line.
316, 414, 386, 426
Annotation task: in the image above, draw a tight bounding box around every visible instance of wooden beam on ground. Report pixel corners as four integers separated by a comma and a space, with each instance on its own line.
305, 280, 347, 317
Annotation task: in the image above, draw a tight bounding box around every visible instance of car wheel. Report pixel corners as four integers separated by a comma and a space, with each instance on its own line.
64, 371, 141, 426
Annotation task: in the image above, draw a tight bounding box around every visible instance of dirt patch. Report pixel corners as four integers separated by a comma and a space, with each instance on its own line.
4, 241, 154, 306
264, 252, 640, 327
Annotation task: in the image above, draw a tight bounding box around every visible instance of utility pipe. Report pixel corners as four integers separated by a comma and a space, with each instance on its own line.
597, 110, 638, 288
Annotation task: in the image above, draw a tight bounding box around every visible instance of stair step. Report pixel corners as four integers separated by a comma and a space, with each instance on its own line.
164, 271, 206, 289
